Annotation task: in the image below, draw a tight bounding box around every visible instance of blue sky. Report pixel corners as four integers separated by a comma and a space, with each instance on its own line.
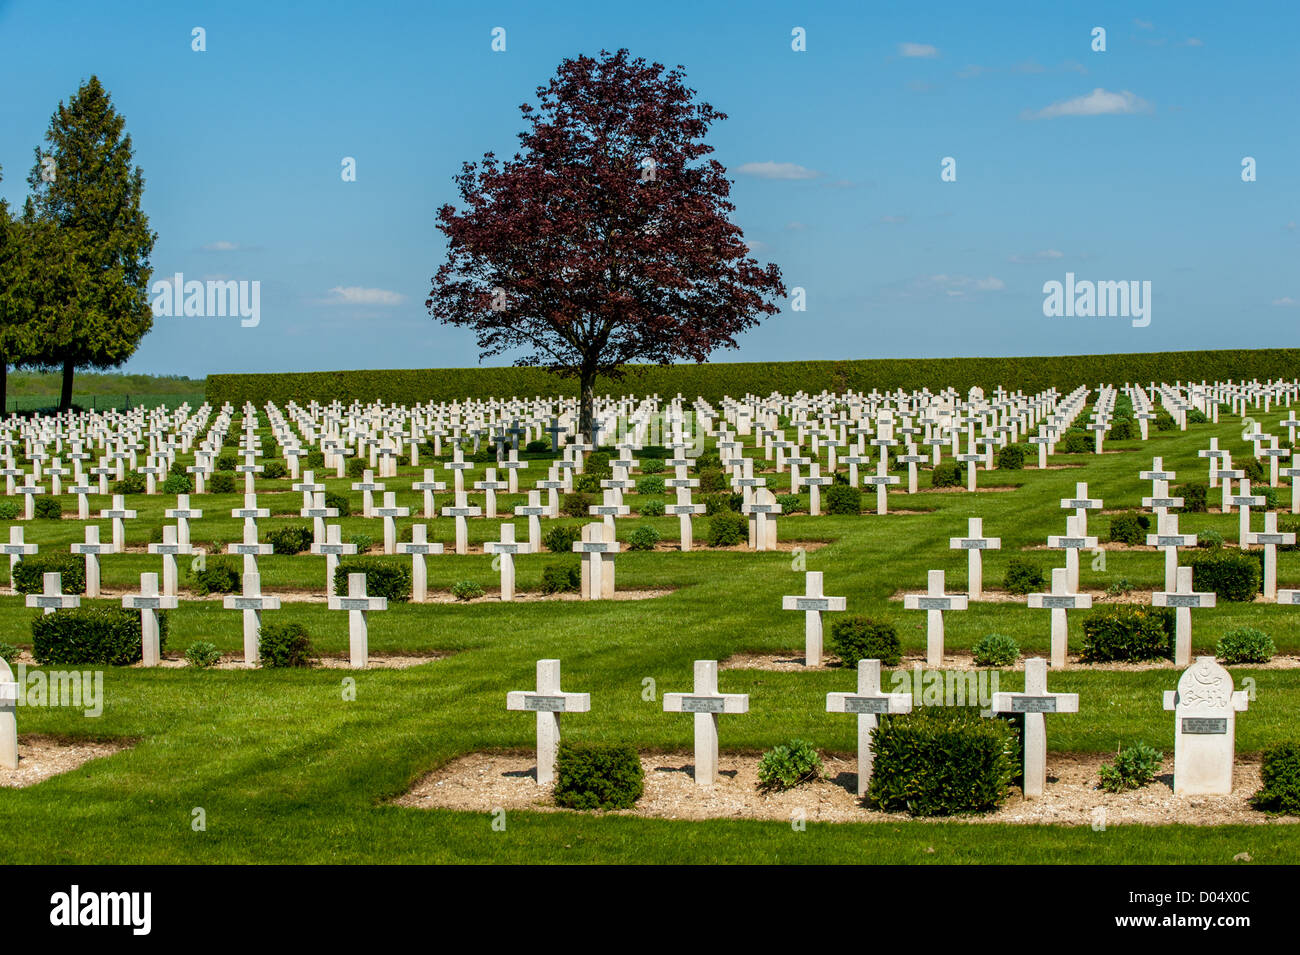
1, 0, 1296, 377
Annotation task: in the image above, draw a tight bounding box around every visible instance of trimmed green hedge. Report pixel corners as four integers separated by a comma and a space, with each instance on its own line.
206, 349, 1300, 405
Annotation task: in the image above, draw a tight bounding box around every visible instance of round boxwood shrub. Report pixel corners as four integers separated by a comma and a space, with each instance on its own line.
867, 707, 1018, 816
829, 615, 901, 667
698, 468, 727, 493
1198, 528, 1225, 549
561, 492, 593, 518
707, 511, 747, 547
112, 472, 147, 495
208, 472, 237, 494
33, 496, 62, 520
703, 492, 742, 515
1175, 481, 1209, 513
1189, 548, 1261, 601
775, 493, 801, 514
639, 457, 665, 474
1251, 742, 1300, 815
626, 525, 660, 551
825, 483, 862, 514
1241, 457, 1265, 484
262, 459, 288, 479
1107, 511, 1150, 545
258, 621, 317, 668
1058, 431, 1093, 453
13, 554, 84, 595
333, 561, 411, 601
346, 458, 368, 478
552, 741, 644, 809
541, 561, 581, 594
757, 739, 824, 791
185, 641, 222, 669
214, 452, 238, 472
635, 475, 665, 495
324, 491, 351, 517
543, 523, 582, 554
930, 461, 961, 487
32, 607, 169, 666
638, 498, 665, 517
1098, 742, 1163, 793
350, 533, 374, 554
1109, 418, 1138, 440
306, 449, 326, 470
264, 524, 314, 555
0, 500, 18, 520
996, 444, 1025, 470
1216, 627, 1275, 664
190, 556, 241, 596
573, 473, 603, 494
162, 473, 192, 494
972, 633, 1019, 667
1003, 557, 1045, 595
1154, 408, 1176, 431
1080, 606, 1174, 663
451, 579, 485, 601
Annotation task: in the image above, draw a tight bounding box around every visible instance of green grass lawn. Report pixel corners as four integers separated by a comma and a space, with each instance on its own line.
2, 407, 1300, 863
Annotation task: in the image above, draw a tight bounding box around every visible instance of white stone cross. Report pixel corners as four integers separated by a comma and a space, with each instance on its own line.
863, 456, 901, 513
949, 517, 1001, 600
512, 489, 548, 552
351, 468, 385, 518
122, 572, 178, 667
1146, 512, 1198, 593
328, 572, 388, 668
71, 524, 110, 598
1247, 511, 1295, 600
826, 658, 912, 795
991, 657, 1078, 797
662, 660, 749, 787
146, 525, 185, 596
903, 569, 969, 666
473, 467, 509, 519
227, 521, 273, 576
1152, 565, 1216, 666
665, 488, 705, 552
412, 468, 448, 519
223, 572, 281, 664
2, 527, 37, 595
99, 494, 137, 553
26, 572, 80, 615
573, 522, 620, 599
781, 571, 846, 666
1046, 515, 1098, 593
485, 523, 532, 601
1228, 478, 1266, 551
310, 524, 358, 594
397, 524, 443, 602
1060, 482, 1103, 536
742, 487, 782, 551
440, 489, 482, 555
164, 494, 203, 552
1162, 657, 1249, 795
373, 491, 411, 554
1027, 567, 1093, 667
0, 659, 18, 769
506, 659, 591, 785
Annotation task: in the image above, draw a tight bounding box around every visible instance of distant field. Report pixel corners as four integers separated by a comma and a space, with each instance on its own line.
4, 373, 205, 412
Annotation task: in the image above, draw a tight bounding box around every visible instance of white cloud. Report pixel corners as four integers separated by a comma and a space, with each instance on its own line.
1186, 37, 1204, 47
1009, 249, 1064, 263
975, 276, 1005, 291
735, 161, 820, 180
1272, 297, 1298, 307
899, 42, 938, 58
785, 221, 808, 231
1134, 19, 1155, 29
1024, 88, 1151, 119
917, 274, 1005, 297
324, 286, 406, 306
202, 240, 240, 252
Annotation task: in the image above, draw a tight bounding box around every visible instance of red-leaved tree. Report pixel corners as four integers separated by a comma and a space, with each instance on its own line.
427, 49, 786, 440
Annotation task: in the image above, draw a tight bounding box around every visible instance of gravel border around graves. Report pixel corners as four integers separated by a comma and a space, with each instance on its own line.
153, 653, 448, 670
397, 750, 1296, 827
0, 735, 130, 788
720, 650, 1300, 672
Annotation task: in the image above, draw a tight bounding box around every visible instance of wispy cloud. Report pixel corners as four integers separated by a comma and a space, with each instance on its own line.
1272, 297, 1298, 307
1009, 249, 1064, 264
202, 240, 240, 252
899, 42, 938, 58
1024, 88, 1151, 119
735, 161, 821, 180
880, 215, 908, 225
323, 286, 406, 306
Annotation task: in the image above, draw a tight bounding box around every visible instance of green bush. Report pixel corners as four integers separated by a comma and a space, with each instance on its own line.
1058, 431, 1093, 453
306, 449, 325, 470
33, 496, 62, 519
640, 457, 665, 474
451, 579, 485, 601
703, 492, 742, 515
552, 741, 644, 810
1241, 457, 1265, 484
1216, 627, 1275, 664
1154, 409, 1176, 431
573, 473, 603, 494
1003, 557, 1045, 595
757, 739, 825, 791
112, 472, 147, 494
1175, 481, 1208, 513
829, 615, 901, 667
583, 452, 612, 480
1187, 408, 1208, 424
1098, 742, 1163, 793
346, 458, 367, 478
825, 483, 862, 514
1251, 742, 1300, 815
698, 468, 727, 493
1198, 528, 1225, 549
996, 444, 1025, 470
162, 473, 192, 494
190, 556, 241, 596
524, 439, 549, 454
561, 492, 593, 518
349, 533, 374, 554
1190, 548, 1261, 601
626, 525, 660, 551
262, 459, 287, 479
0, 642, 21, 665
543, 524, 583, 554
930, 461, 962, 487
1109, 418, 1137, 440
972, 633, 1019, 667
0, 500, 17, 520
185, 641, 222, 669
1255, 485, 1280, 509
13, 554, 84, 595
324, 491, 351, 516
541, 561, 581, 594
1080, 606, 1174, 662
638, 498, 665, 517
32, 607, 168, 666
265, 524, 314, 555
1282, 518, 1300, 552
208, 472, 237, 494
775, 493, 801, 514
334, 561, 411, 601
214, 452, 237, 471
867, 707, 1018, 816
1107, 511, 1150, 545
707, 511, 747, 547
258, 621, 316, 668
635, 475, 665, 495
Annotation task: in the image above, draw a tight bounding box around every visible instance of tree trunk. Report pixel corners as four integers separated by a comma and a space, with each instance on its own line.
59, 359, 75, 411
579, 371, 596, 446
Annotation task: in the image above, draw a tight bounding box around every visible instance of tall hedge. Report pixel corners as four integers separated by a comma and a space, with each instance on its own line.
206, 348, 1300, 406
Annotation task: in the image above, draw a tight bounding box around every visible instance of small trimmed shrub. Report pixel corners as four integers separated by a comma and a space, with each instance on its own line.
32, 607, 168, 666
1058, 431, 1093, 454
1154, 408, 1176, 431
552, 741, 644, 810
324, 491, 351, 516
1282, 518, 1300, 552
13, 554, 84, 595
334, 561, 411, 601
185, 641, 222, 669
639, 457, 665, 474
1107, 511, 1150, 545
1216, 627, 1275, 664
0, 642, 21, 665
1109, 417, 1137, 440
704, 492, 742, 515
33, 496, 62, 520
1187, 408, 1208, 424
0, 500, 17, 520
1190, 548, 1261, 601
829, 615, 901, 667
214, 452, 237, 472
306, 449, 325, 470
1251, 742, 1300, 815
265, 524, 314, 555
775, 493, 801, 514
541, 561, 581, 594
697, 468, 727, 494
162, 473, 192, 494
208, 472, 237, 494
1241, 457, 1265, 484
112, 472, 147, 495
1080, 606, 1174, 663
258, 622, 316, 668
347, 458, 368, 478
451, 579, 485, 601
1256, 485, 1280, 510
825, 483, 862, 514
972, 633, 1019, 667
524, 439, 549, 454
930, 461, 961, 487
996, 444, 1025, 470
1003, 557, 1045, 595
1098, 742, 1163, 793
262, 459, 287, 479
1175, 481, 1209, 513
638, 498, 665, 517
583, 452, 612, 480
573, 473, 603, 494
543, 524, 583, 554
867, 707, 1018, 816
349, 533, 374, 554
757, 739, 825, 791
707, 510, 747, 547
1198, 528, 1225, 549
626, 525, 660, 551
635, 475, 665, 495
561, 492, 593, 518
191, 556, 241, 596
